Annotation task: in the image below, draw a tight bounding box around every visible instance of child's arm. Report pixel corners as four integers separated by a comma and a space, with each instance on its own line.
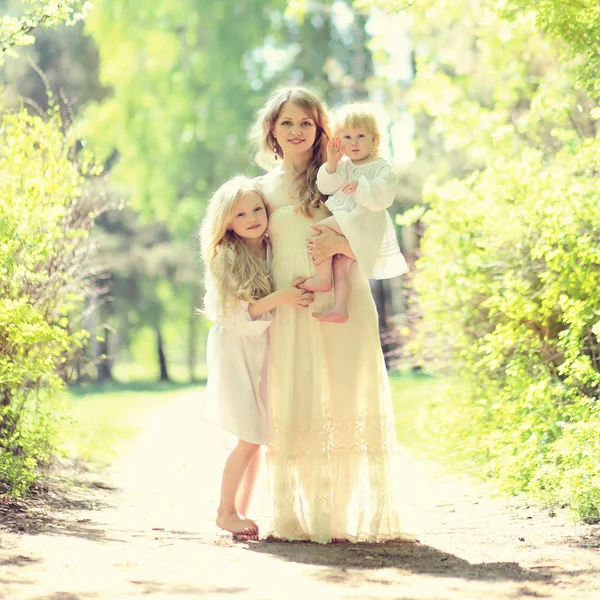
317, 164, 344, 196
248, 279, 313, 319
353, 162, 398, 211
316, 137, 346, 195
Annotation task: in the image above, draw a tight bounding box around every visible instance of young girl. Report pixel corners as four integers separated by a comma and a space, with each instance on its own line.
199, 175, 314, 540
302, 103, 408, 323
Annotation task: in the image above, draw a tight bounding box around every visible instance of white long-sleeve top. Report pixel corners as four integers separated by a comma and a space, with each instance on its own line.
316, 157, 407, 280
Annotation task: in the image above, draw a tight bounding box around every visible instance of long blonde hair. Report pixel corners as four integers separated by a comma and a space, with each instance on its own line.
332, 102, 382, 156
251, 86, 332, 217
199, 176, 272, 315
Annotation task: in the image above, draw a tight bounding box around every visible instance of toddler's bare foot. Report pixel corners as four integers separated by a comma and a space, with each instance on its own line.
216, 511, 259, 540
301, 275, 332, 293
312, 308, 349, 323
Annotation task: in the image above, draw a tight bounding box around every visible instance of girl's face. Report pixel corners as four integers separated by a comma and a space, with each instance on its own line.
228, 192, 268, 241
339, 126, 374, 163
272, 102, 317, 158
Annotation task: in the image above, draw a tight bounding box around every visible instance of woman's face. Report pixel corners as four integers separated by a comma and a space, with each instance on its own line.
271, 102, 317, 159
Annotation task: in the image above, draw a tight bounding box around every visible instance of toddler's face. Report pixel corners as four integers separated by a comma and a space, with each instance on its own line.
228, 193, 268, 240
338, 127, 374, 163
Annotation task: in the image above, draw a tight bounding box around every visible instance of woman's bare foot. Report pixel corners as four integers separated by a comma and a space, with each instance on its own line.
301, 275, 332, 293
216, 511, 259, 540
312, 309, 348, 323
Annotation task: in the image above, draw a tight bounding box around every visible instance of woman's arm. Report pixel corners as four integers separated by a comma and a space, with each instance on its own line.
307, 224, 357, 265
248, 279, 313, 319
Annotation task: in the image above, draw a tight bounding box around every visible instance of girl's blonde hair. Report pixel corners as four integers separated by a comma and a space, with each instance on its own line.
332, 103, 382, 156
199, 176, 272, 315
251, 86, 332, 217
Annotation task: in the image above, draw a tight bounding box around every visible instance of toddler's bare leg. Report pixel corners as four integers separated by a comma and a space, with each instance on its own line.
312, 255, 353, 323
216, 440, 260, 539
302, 255, 333, 292
302, 216, 343, 293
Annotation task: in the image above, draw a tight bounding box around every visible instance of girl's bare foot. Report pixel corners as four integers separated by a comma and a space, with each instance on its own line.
301, 275, 332, 293
216, 511, 259, 540
312, 309, 348, 323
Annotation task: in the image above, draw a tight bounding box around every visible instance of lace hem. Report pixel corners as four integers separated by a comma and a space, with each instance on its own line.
263, 439, 417, 543
267, 415, 399, 455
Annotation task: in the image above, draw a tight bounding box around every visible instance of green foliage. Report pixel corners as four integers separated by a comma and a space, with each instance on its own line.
360, 0, 600, 100
82, 0, 286, 232
389, 0, 600, 518
0, 106, 103, 494
497, 0, 600, 100
0, 0, 89, 59
416, 139, 600, 517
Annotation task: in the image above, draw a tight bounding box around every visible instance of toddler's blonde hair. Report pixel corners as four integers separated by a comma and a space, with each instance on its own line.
199, 176, 272, 315
332, 103, 382, 156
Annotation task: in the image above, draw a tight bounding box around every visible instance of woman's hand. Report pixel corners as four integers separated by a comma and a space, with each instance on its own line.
341, 179, 358, 195
281, 278, 314, 308
326, 137, 343, 172
307, 225, 346, 265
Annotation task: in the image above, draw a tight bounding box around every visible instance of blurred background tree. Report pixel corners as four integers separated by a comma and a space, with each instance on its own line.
4, 0, 414, 381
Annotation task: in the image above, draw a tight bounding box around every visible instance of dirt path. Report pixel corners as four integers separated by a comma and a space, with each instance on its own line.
1, 389, 600, 600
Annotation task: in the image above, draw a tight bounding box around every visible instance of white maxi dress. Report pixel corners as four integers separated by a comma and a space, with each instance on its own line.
263, 201, 415, 543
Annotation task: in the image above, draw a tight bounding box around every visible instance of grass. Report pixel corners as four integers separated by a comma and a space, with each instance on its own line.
59, 364, 442, 466
109, 361, 208, 385
60, 381, 205, 465
60, 361, 207, 464
389, 368, 446, 453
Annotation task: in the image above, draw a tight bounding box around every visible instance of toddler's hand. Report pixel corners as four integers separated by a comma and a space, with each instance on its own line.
341, 179, 358, 195
326, 137, 343, 169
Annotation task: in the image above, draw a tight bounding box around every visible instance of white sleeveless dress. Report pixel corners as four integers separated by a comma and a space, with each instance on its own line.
264, 204, 414, 543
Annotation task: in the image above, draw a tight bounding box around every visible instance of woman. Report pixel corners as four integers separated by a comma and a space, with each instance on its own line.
252, 87, 413, 543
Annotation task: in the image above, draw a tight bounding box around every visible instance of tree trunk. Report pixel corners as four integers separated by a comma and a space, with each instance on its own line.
352, 12, 370, 99
188, 292, 198, 383
371, 279, 395, 370
96, 326, 113, 381
155, 324, 170, 382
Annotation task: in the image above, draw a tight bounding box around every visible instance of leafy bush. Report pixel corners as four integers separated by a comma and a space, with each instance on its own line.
0, 1, 88, 58
0, 105, 104, 494
415, 138, 600, 519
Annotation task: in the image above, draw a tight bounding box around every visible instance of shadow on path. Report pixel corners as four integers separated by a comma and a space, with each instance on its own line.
246, 538, 556, 584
